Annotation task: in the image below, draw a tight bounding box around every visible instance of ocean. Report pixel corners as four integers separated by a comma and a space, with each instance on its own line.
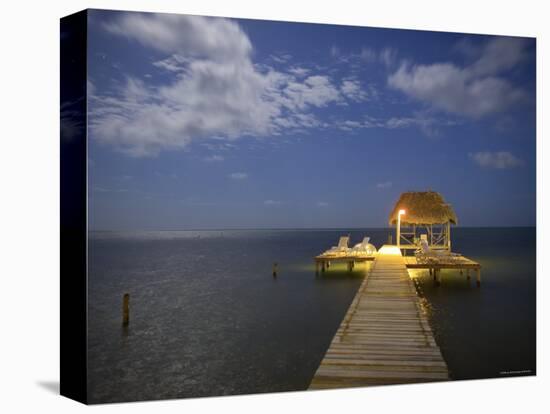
87, 227, 536, 403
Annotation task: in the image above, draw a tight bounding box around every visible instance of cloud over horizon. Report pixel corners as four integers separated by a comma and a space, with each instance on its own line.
229, 172, 248, 180
376, 181, 393, 189
388, 38, 529, 118
468, 151, 523, 169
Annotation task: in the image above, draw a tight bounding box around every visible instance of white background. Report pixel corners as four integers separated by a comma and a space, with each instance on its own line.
0, 0, 547, 412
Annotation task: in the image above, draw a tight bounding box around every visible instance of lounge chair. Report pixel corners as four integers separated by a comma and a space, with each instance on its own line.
351, 237, 377, 256
324, 236, 351, 255
415, 239, 461, 264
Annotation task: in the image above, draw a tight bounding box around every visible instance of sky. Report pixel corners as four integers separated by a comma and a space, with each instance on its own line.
84, 9, 536, 230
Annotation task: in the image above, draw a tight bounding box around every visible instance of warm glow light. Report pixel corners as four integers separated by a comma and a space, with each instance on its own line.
398, 209, 406, 215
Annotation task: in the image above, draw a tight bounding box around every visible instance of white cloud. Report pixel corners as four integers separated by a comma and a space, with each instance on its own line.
376, 181, 392, 189
332, 46, 396, 67
204, 155, 224, 162
316, 201, 329, 207
360, 47, 377, 63
90, 13, 364, 157
229, 172, 248, 179
468, 151, 523, 169
282, 75, 341, 110
336, 114, 455, 136
341, 79, 369, 102
338, 120, 365, 131
288, 67, 310, 77
388, 38, 529, 118
152, 54, 191, 72
379, 48, 397, 66
264, 200, 282, 206
469, 38, 529, 77
103, 13, 252, 61
384, 115, 454, 136
60, 97, 85, 142
270, 53, 292, 64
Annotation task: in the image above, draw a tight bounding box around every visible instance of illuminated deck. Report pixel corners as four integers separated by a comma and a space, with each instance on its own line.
404, 255, 481, 286
314, 252, 375, 273
315, 246, 482, 286
309, 245, 450, 390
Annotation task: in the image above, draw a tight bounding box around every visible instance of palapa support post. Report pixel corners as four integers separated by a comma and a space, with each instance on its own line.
327, 261, 330, 268
272, 262, 278, 277
321, 261, 326, 272
122, 293, 130, 327
476, 268, 481, 287
467, 269, 471, 280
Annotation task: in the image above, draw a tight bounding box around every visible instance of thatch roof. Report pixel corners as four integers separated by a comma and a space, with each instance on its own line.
388, 191, 457, 226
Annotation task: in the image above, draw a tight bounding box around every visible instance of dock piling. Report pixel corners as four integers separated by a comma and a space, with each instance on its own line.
122, 293, 130, 327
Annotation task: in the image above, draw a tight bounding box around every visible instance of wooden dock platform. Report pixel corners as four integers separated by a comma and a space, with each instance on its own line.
309, 245, 449, 390
404, 255, 481, 286
315, 253, 375, 273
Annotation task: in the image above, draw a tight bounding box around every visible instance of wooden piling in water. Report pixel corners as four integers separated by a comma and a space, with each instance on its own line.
122, 293, 130, 326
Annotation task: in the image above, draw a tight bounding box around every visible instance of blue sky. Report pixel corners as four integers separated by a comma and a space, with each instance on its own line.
85, 10, 536, 230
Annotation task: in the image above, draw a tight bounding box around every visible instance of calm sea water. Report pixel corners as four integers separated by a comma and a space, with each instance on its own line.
87, 227, 536, 403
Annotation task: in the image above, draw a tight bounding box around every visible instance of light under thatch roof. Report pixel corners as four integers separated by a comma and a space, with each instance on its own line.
388, 191, 457, 226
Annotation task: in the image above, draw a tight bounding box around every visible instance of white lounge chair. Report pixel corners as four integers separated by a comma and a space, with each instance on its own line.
325, 236, 351, 255
351, 237, 377, 256
416, 239, 461, 264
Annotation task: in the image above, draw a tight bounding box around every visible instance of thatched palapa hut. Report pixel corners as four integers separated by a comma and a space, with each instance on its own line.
389, 191, 457, 250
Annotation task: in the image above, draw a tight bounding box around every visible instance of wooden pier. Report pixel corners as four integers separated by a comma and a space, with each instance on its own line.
309, 245, 449, 390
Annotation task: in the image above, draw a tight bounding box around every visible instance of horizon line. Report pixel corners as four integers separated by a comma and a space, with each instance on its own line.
89, 225, 536, 232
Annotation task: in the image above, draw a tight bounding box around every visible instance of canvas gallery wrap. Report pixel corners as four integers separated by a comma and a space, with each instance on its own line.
60, 8, 536, 405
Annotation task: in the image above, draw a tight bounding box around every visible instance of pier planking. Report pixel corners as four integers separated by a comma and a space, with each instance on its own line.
309, 245, 450, 390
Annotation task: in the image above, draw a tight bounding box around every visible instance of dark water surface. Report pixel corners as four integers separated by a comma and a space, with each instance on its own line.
88, 228, 536, 403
